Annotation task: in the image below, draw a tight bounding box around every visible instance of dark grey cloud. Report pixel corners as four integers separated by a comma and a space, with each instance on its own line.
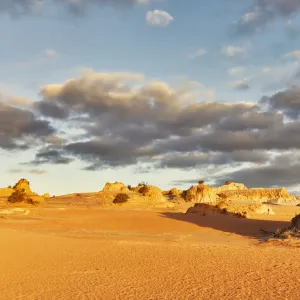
0, 102, 55, 149
215, 162, 300, 188
64, 138, 149, 168
157, 150, 268, 170
233, 81, 250, 91
29, 149, 73, 165
216, 111, 283, 131
261, 87, 300, 119
34, 101, 69, 119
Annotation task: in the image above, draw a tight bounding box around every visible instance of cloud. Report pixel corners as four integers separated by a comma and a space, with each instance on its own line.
283, 50, 300, 59
0, 0, 155, 16
156, 150, 268, 170
228, 66, 245, 76
29, 169, 47, 174
29, 149, 74, 165
221, 46, 247, 57
189, 48, 207, 60
45, 49, 57, 57
146, 9, 174, 27
261, 87, 300, 119
15, 48, 57, 68
5, 70, 300, 190
0, 0, 42, 16
0, 101, 55, 149
253, 60, 300, 91
234, 0, 300, 35
9, 168, 47, 174
215, 153, 300, 188
228, 80, 250, 90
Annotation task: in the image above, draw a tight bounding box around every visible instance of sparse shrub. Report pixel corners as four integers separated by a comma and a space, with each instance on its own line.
7, 185, 12, 189
76, 193, 82, 197
225, 180, 232, 185
127, 185, 132, 190
113, 193, 129, 204
198, 180, 204, 185
138, 181, 148, 187
7, 190, 34, 204
274, 228, 282, 237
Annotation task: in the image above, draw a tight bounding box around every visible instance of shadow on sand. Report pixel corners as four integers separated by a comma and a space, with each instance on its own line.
160, 211, 290, 239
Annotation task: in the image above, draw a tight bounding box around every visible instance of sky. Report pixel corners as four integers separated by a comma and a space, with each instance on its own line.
1, 0, 300, 196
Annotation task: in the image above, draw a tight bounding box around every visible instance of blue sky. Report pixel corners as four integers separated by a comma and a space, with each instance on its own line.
1, 0, 300, 195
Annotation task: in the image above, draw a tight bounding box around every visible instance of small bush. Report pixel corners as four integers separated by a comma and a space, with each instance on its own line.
138, 181, 148, 187
127, 185, 132, 190
225, 180, 232, 185
198, 180, 204, 185
113, 193, 129, 204
7, 190, 33, 204
7, 185, 12, 189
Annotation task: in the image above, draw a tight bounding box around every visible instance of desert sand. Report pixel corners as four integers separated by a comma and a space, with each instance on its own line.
1, 191, 300, 300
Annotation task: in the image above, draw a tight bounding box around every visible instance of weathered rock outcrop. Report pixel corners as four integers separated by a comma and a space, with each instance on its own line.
1, 179, 45, 204
168, 188, 183, 198
186, 202, 275, 218
183, 181, 296, 205
98, 183, 174, 208
218, 187, 296, 204
13, 179, 32, 194
101, 182, 129, 193
184, 182, 247, 203
126, 185, 174, 208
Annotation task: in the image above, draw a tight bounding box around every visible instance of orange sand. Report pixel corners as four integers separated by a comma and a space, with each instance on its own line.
0, 200, 300, 300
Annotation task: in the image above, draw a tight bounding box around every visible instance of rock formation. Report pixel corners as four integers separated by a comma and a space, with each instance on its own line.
13, 179, 32, 194
183, 181, 296, 205
184, 182, 247, 203
218, 187, 296, 204
98, 182, 174, 208
0, 179, 45, 204
186, 202, 275, 218
101, 182, 130, 193
168, 188, 183, 198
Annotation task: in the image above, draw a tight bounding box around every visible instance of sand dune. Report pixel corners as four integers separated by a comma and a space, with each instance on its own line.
1, 200, 300, 300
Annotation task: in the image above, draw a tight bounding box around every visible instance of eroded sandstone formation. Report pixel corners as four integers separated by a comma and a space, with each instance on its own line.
186, 202, 275, 218
101, 182, 130, 193
0, 179, 45, 204
99, 182, 174, 208
183, 181, 296, 205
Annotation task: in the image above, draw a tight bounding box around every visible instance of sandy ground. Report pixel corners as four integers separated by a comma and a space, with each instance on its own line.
0, 199, 300, 300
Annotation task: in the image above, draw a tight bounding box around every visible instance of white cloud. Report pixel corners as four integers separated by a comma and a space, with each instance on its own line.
45, 49, 57, 57
146, 9, 174, 27
221, 46, 247, 57
283, 50, 300, 59
189, 48, 207, 59
228, 66, 245, 76
15, 48, 57, 68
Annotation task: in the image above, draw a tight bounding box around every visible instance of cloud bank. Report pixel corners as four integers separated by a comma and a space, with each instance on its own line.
2, 70, 300, 189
